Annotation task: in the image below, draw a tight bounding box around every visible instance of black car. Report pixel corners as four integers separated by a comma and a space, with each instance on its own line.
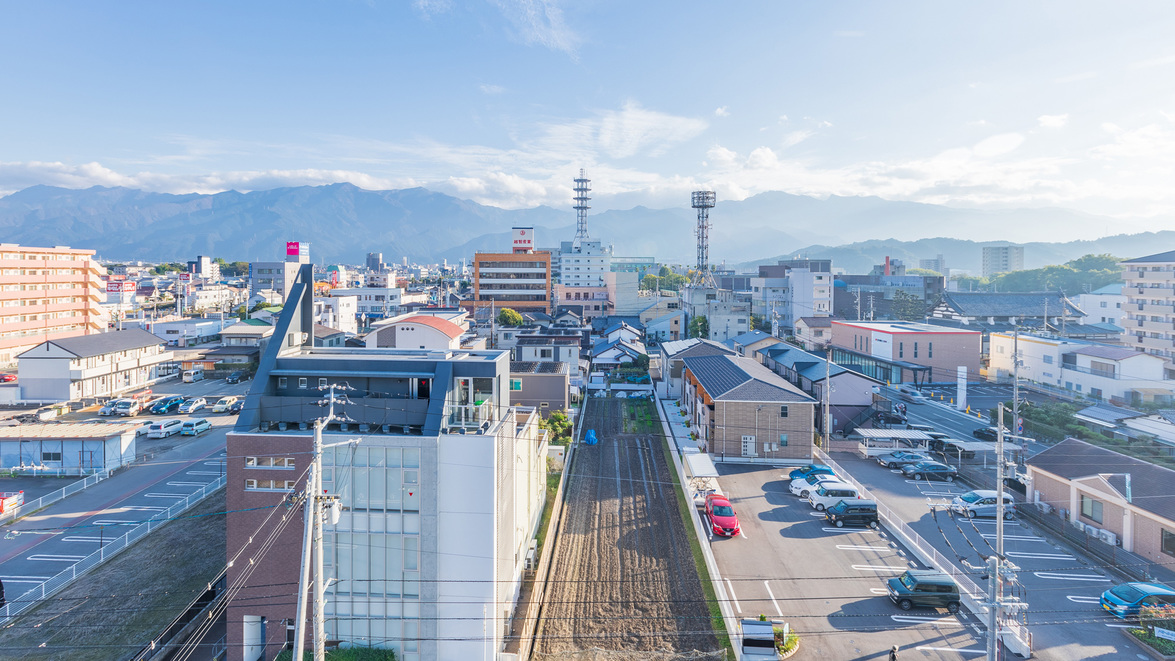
875, 411, 907, 425
887, 570, 961, 613
901, 460, 958, 482
150, 395, 185, 414
825, 499, 879, 528
228, 400, 244, 414
971, 427, 1001, 442
226, 371, 247, 384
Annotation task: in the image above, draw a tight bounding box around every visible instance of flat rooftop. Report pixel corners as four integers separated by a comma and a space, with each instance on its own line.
832, 320, 980, 335
0, 422, 135, 439
281, 346, 509, 363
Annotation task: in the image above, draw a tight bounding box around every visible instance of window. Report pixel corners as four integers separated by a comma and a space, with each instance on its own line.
298, 377, 308, 389
778, 433, 788, 446
245, 479, 297, 491
1162, 530, 1175, 558
928, 342, 932, 358
245, 456, 296, 469
1043, 355, 1054, 364
42, 452, 62, 462
1080, 494, 1103, 524
278, 377, 287, 388
913, 342, 918, 358
780, 405, 789, 418
510, 379, 522, 391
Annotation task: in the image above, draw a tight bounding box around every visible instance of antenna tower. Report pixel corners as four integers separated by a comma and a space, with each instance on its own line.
573, 169, 591, 247
692, 190, 716, 286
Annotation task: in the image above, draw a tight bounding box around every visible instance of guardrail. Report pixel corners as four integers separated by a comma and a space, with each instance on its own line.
0, 470, 111, 526
0, 475, 227, 624
816, 449, 1032, 655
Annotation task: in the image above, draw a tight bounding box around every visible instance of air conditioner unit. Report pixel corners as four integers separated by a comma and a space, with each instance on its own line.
1036, 502, 1054, 515
1084, 523, 1100, 537
1098, 529, 1120, 546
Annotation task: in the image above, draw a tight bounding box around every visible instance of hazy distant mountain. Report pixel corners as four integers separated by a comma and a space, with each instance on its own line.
0, 184, 1163, 269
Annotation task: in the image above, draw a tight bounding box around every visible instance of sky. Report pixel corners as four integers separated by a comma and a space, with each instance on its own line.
2, 1, 1175, 241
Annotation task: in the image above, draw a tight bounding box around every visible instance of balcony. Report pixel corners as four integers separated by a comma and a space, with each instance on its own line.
1134, 318, 1175, 333
259, 395, 431, 428
445, 400, 495, 430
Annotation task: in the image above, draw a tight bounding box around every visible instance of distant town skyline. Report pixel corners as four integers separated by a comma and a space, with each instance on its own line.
2, 2, 1175, 239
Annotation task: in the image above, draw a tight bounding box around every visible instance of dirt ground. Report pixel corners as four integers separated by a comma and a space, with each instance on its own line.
0, 489, 227, 661
533, 397, 722, 660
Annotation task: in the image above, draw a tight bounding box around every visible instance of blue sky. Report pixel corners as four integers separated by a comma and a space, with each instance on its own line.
2, 1, 1174, 240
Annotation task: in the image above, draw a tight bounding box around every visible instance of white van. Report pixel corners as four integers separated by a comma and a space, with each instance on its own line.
148, 419, 184, 438
182, 368, 205, 383
808, 481, 861, 511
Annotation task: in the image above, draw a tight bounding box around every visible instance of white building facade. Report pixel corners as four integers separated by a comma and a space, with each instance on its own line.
17, 329, 172, 402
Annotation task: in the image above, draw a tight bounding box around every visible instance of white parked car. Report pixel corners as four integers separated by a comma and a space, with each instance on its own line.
807, 481, 862, 511
148, 419, 184, 438
790, 473, 839, 499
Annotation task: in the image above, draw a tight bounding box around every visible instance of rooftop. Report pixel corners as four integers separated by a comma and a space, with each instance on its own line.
1122, 250, 1175, 264
0, 422, 136, 439
939, 291, 1085, 318
510, 361, 570, 374
1028, 438, 1175, 522
832, 320, 979, 334
1069, 345, 1145, 361
18, 328, 163, 359
399, 315, 464, 339
682, 354, 815, 403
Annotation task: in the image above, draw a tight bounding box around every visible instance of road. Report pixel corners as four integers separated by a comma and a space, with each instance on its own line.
831, 452, 1141, 660
0, 375, 248, 610
709, 465, 987, 660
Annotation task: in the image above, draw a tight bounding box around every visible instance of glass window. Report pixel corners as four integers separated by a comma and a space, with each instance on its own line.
779, 434, 788, 446
298, 377, 307, 389
1080, 494, 1103, 524
510, 379, 522, 391
780, 405, 789, 418
278, 377, 287, 388
899, 342, 904, 358
1162, 530, 1175, 558
404, 448, 420, 468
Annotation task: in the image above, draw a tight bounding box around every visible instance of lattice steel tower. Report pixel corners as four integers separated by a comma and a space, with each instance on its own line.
573, 169, 591, 248
692, 190, 716, 284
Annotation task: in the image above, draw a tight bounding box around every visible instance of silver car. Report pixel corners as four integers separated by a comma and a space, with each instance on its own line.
951, 490, 1016, 519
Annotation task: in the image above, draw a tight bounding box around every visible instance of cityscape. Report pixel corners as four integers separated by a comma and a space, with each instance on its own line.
2, 3, 1175, 661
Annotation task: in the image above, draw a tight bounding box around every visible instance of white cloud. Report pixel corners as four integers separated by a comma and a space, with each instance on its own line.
532, 101, 707, 160
1038, 114, 1069, 129
414, 0, 452, 16
490, 0, 578, 54
714, 106, 730, 117
479, 84, 505, 95
972, 133, 1024, 158
781, 130, 814, 149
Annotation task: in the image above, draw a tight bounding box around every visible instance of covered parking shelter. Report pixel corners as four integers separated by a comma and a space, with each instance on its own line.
683, 448, 721, 505
856, 429, 932, 457
0, 423, 136, 475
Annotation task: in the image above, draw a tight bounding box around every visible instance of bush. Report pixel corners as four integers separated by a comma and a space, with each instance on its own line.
274, 648, 397, 660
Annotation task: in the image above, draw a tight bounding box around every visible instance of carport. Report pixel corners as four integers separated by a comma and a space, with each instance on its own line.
937, 439, 996, 462
855, 429, 931, 457
683, 449, 721, 504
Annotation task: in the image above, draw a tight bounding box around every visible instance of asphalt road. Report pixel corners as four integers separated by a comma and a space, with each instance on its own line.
832, 452, 1145, 660
708, 464, 987, 660
0, 375, 249, 610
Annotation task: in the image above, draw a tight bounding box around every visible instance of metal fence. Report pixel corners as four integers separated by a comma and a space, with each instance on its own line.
816, 449, 1033, 652
0, 475, 227, 624
0, 470, 111, 526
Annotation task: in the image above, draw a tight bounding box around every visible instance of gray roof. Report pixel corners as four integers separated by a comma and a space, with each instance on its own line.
681, 354, 815, 403
797, 316, 832, 327
1076, 403, 1142, 425
1069, 345, 1141, 361
510, 361, 570, 374
1028, 438, 1175, 522
940, 291, 1085, 318
21, 329, 162, 359
661, 338, 736, 360
730, 330, 774, 346
1123, 250, 1175, 264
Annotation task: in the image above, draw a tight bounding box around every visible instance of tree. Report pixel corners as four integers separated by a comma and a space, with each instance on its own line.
540, 410, 573, 445
497, 307, 523, 327
640, 274, 660, 291
890, 290, 926, 322
689, 315, 710, 339
750, 313, 772, 332
658, 265, 672, 278
906, 267, 942, 277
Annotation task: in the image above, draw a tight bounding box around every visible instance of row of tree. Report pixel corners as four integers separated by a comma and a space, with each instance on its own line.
951, 254, 1122, 294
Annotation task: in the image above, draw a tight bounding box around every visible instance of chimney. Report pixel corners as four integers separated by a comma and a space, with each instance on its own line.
884, 256, 891, 276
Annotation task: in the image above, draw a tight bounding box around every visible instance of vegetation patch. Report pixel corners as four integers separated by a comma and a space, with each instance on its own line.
275, 648, 398, 660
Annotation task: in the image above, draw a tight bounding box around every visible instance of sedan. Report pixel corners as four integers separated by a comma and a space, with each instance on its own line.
0, 373, 16, 382
704, 494, 741, 537
875, 410, 907, 426
972, 427, 1000, 442
901, 461, 958, 482
877, 451, 930, 469
787, 463, 835, 481
1101, 582, 1175, 619
150, 396, 185, 414
212, 396, 239, 413
178, 397, 207, 414
226, 370, 247, 384
228, 400, 244, 415
790, 473, 839, 498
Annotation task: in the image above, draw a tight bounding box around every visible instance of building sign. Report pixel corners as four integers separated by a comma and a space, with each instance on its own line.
286, 241, 310, 258
512, 227, 534, 253
179, 273, 192, 283
105, 281, 135, 294
870, 331, 891, 360
1157, 627, 1175, 642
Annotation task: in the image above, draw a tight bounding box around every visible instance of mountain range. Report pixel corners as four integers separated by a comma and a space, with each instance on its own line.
0, 184, 1168, 273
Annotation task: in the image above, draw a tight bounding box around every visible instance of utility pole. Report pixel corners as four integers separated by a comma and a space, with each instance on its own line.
1012, 328, 1021, 462
293, 386, 344, 661
987, 405, 1007, 661
823, 343, 832, 448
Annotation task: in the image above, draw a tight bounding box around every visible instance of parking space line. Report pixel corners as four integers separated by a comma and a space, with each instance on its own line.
186, 471, 222, 476
852, 565, 909, 572
836, 544, 891, 551
869, 587, 888, 595
167, 481, 207, 487
725, 579, 741, 613
0, 576, 49, 583
1105, 623, 1136, 628
1007, 551, 1076, 561
969, 520, 1021, 526
808, 512, 826, 517
123, 506, 166, 512
914, 646, 984, 654
891, 615, 965, 626
92, 519, 135, 526
1034, 572, 1111, 582
740, 527, 748, 539
764, 581, 782, 616
203, 460, 226, 465
1066, 595, 1101, 604
61, 536, 113, 543
822, 527, 875, 533
27, 554, 86, 562
145, 493, 188, 499
981, 533, 1045, 542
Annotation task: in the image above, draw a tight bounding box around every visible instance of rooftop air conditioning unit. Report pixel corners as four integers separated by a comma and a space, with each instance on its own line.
1098, 529, 1120, 546
277, 422, 288, 432
358, 423, 370, 433
298, 422, 308, 431
338, 423, 349, 432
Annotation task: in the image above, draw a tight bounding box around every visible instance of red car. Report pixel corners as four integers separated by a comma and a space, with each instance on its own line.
704, 494, 741, 537
0, 374, 15, 383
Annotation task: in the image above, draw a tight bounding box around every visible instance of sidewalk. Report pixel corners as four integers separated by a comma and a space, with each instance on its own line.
657, 394, 704, 453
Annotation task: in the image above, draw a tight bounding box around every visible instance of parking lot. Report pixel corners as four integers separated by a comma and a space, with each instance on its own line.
832, 451, 1142, 660
709, 465, 987, 660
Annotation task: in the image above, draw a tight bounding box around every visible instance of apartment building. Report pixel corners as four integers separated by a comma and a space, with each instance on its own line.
749, 259, 833, 330
829, 320, 983, 384
17, 329, 172, 402
226, 266, 547, 660
465, 252, 553, 314
681, 353, 817, 463
0, 244, 105, 367
249, 241, 311, 303
1121, 250, 1175, 378
1078, 283, 1126, 327
982, 244, 1025, 277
